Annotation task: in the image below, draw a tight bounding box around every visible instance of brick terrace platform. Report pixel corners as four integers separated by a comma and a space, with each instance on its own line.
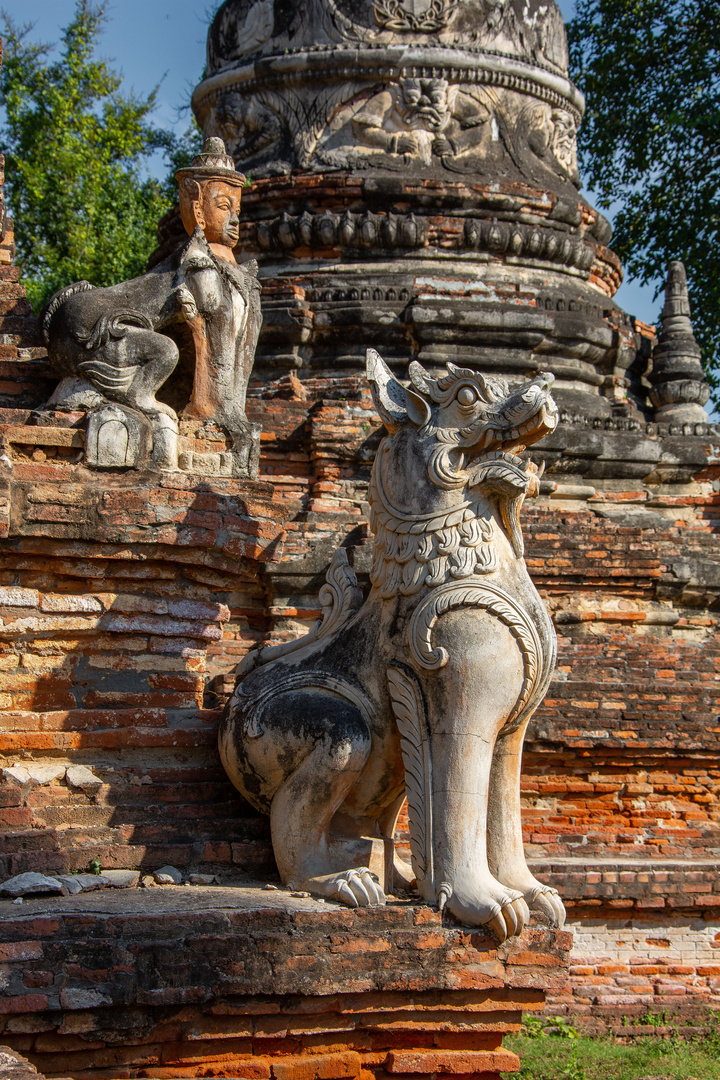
0, 887, 570, 1080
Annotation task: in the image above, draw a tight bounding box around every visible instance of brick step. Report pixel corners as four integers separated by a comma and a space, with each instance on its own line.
33, 802, 254, 829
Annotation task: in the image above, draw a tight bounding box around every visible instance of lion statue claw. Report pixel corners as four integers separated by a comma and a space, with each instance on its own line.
219, 349, 565, 940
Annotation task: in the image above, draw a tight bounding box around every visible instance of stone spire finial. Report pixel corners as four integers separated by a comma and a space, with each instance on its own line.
649, 261, 710, 423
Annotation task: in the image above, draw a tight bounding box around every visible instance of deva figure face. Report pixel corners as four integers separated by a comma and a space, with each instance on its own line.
180, 178, 242, 248
176, 137, 246, 250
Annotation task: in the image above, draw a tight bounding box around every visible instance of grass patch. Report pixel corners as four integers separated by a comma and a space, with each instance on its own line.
502, 1016, 720, 1080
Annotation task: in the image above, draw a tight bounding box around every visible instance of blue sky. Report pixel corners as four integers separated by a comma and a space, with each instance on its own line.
1, 0, 660, 327
1, 0, 210, 134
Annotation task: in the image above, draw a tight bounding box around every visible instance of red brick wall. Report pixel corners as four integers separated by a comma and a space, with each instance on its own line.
2, 382, 718, 864
0, 158, 56, 415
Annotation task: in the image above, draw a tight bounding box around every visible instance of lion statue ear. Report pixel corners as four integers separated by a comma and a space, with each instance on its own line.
405, 360, 435, 424
404, 387, 431, 426
366, 349, 408, 432
366, 349, 433, 430
408, 360, 436, 397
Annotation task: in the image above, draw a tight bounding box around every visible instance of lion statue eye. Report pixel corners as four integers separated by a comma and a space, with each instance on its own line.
457, 386, 477, 406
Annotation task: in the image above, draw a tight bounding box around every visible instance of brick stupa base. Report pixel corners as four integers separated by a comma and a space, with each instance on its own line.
0, 887, 570, 1079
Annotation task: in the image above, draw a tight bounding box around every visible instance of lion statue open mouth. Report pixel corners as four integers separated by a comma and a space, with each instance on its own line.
219, 350, 564, 940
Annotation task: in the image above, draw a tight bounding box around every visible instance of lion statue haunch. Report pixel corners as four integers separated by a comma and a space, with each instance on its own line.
219, 349, 565, 940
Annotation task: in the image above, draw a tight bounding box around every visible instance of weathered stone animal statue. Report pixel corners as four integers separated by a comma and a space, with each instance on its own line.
219, 350, 565, 940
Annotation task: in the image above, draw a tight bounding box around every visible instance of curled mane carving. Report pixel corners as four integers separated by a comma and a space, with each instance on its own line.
369, 444, 496, 598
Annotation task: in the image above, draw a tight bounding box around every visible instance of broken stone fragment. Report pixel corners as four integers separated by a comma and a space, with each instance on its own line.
55, 876, 83, 895
56, 874, 111, 894
2, 763, 66, 787
2, 766, 31, 786
0, 587, 40, 607
65, 765, 103, 795
0, 873, 66, 897
59, 988, 112, 1010
24, 764, 67, 785
153, 865, 183, 885
40, 593, 104, 613
0, 1046, 42, 1079
101, 870, 140, 888
189, 873, 219, 885
167, 598, 230, 622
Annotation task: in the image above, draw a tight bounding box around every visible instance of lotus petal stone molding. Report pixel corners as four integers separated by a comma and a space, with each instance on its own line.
219, 348, 565, 940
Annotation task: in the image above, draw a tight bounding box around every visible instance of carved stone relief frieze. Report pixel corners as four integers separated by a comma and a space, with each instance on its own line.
310, 80, 580, 182
209, 82, 368, 174
199, 62, 581, 183
488, 98, 581, 188
197, 0, 582, 179
551, 108, 580, 185
373, 0, 457, 32
208, 0, 294, 71
346, 79, 492, 166
207, 0, 571, 77
213, 92, 289, 172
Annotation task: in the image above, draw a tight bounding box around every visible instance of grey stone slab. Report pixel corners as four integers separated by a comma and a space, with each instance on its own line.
595, 508, 673, 529
57, 874, 111, 893
0, 883, 379, 918
24, 764, 66, 785
65, 765, 103, 794
102, 870, 141, 888
0, 873, 65, 897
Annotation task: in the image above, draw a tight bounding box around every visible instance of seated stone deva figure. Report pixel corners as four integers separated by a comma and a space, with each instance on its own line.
220, 350, 566, 942
40, 138, 261, 475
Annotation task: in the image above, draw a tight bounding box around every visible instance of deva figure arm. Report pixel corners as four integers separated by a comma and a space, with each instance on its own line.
175, 263, 222, 421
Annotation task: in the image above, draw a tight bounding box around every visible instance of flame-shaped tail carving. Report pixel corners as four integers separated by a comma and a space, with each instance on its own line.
387, 665, 434, 890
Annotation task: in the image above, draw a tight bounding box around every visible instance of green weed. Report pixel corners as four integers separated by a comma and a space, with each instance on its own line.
505, 1031, 720, 1079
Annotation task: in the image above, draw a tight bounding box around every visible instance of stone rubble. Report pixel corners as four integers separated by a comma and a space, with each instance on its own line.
152, 865, 183, 885
55, 874, 109, 894
100, 869, 140, 888
0, 873, 65, 897
63, 765, 102, 795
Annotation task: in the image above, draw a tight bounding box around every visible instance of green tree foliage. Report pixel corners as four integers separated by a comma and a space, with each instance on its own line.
0, 0, 188, 313
568, 0, 720, 396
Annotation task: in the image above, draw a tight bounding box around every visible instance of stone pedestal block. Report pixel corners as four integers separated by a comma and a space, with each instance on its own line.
0, 887, 570, 1079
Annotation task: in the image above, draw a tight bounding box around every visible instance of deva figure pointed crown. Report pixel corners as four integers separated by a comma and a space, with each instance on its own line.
176, 136, 246, 187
